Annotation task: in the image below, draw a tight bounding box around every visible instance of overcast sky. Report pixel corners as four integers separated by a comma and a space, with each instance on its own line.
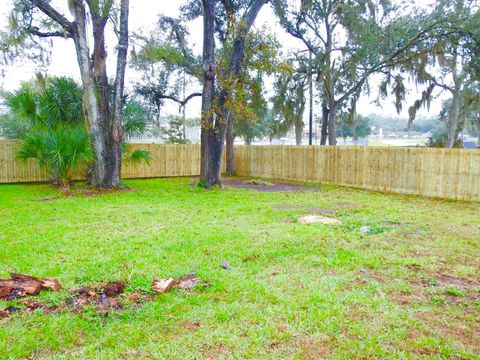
0, 0, 445, 120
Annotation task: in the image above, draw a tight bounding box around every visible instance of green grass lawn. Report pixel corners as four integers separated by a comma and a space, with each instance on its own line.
0, 178, 479, 359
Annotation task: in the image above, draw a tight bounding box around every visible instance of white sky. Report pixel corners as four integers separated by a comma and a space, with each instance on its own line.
0, 0, 445, 120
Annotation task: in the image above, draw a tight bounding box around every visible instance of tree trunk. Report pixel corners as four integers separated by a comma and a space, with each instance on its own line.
111, 0, 130, 187
226, 116, 236, 175
477, 118, 480, 147
446, 49, 462, 149
90, 7, 116, 188
321, 103, 329, 145
446, 89, 461, 148
199, 0, 220, 188
200, 0, 266, 188
308, 50, 313, 145
220, 0, 267, 174
295, 122, 302, 145
71, 1, 108, 187
328, 102, 337, 146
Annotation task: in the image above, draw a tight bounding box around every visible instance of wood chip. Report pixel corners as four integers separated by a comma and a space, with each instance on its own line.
151, 278, 176, 294
22, 299, 46, 310
40, 278, 62, 291
175, 274, 202, 290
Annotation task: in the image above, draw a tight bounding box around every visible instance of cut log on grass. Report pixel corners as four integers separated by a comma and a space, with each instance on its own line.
0, 286, 15, 299
10, 273, 62, 291
0, 279, 42, 296
0, 273, 62, 300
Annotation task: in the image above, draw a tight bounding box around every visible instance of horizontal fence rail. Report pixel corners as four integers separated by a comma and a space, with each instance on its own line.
0, 141, 479, 201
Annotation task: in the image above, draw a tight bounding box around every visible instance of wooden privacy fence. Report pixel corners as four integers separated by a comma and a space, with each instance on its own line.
0, 141, 201, 183
234, 145, 480, 201
0, 140, 479, 201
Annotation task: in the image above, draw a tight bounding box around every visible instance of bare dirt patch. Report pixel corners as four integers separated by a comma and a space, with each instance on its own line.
202, 342, 232, 360
382, 220, 410, 228
34, 196, 59, 202
242, 254, 260, 262
65, 186, 135, 198
180, 320, 201, 331
222, 179, 318, 192
356, 268, 387, 284
67, 284, 126, 313
435, 273, 480, 287
416, 311, 480, 353
297, 336, 333, 359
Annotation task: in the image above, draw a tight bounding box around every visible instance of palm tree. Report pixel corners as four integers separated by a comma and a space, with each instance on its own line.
3, 76, 84, 131
3, 77, 91, 189
2, 76, 150, 190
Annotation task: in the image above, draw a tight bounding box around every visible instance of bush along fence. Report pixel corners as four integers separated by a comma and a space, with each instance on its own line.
0, 141, 479, 201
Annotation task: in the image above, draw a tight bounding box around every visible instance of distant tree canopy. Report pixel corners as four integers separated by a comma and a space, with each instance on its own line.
160, 116, 191, 144
337, 114, 371, 141
366, 114, 442, 134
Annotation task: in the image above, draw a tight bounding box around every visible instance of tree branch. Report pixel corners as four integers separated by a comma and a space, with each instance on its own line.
154, 92, 202, 110
30, 0, 75, 35
29, 28, 71, 38
429, 77, 455, 94
336, 20, 447, 106
228, 0, 269, 75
